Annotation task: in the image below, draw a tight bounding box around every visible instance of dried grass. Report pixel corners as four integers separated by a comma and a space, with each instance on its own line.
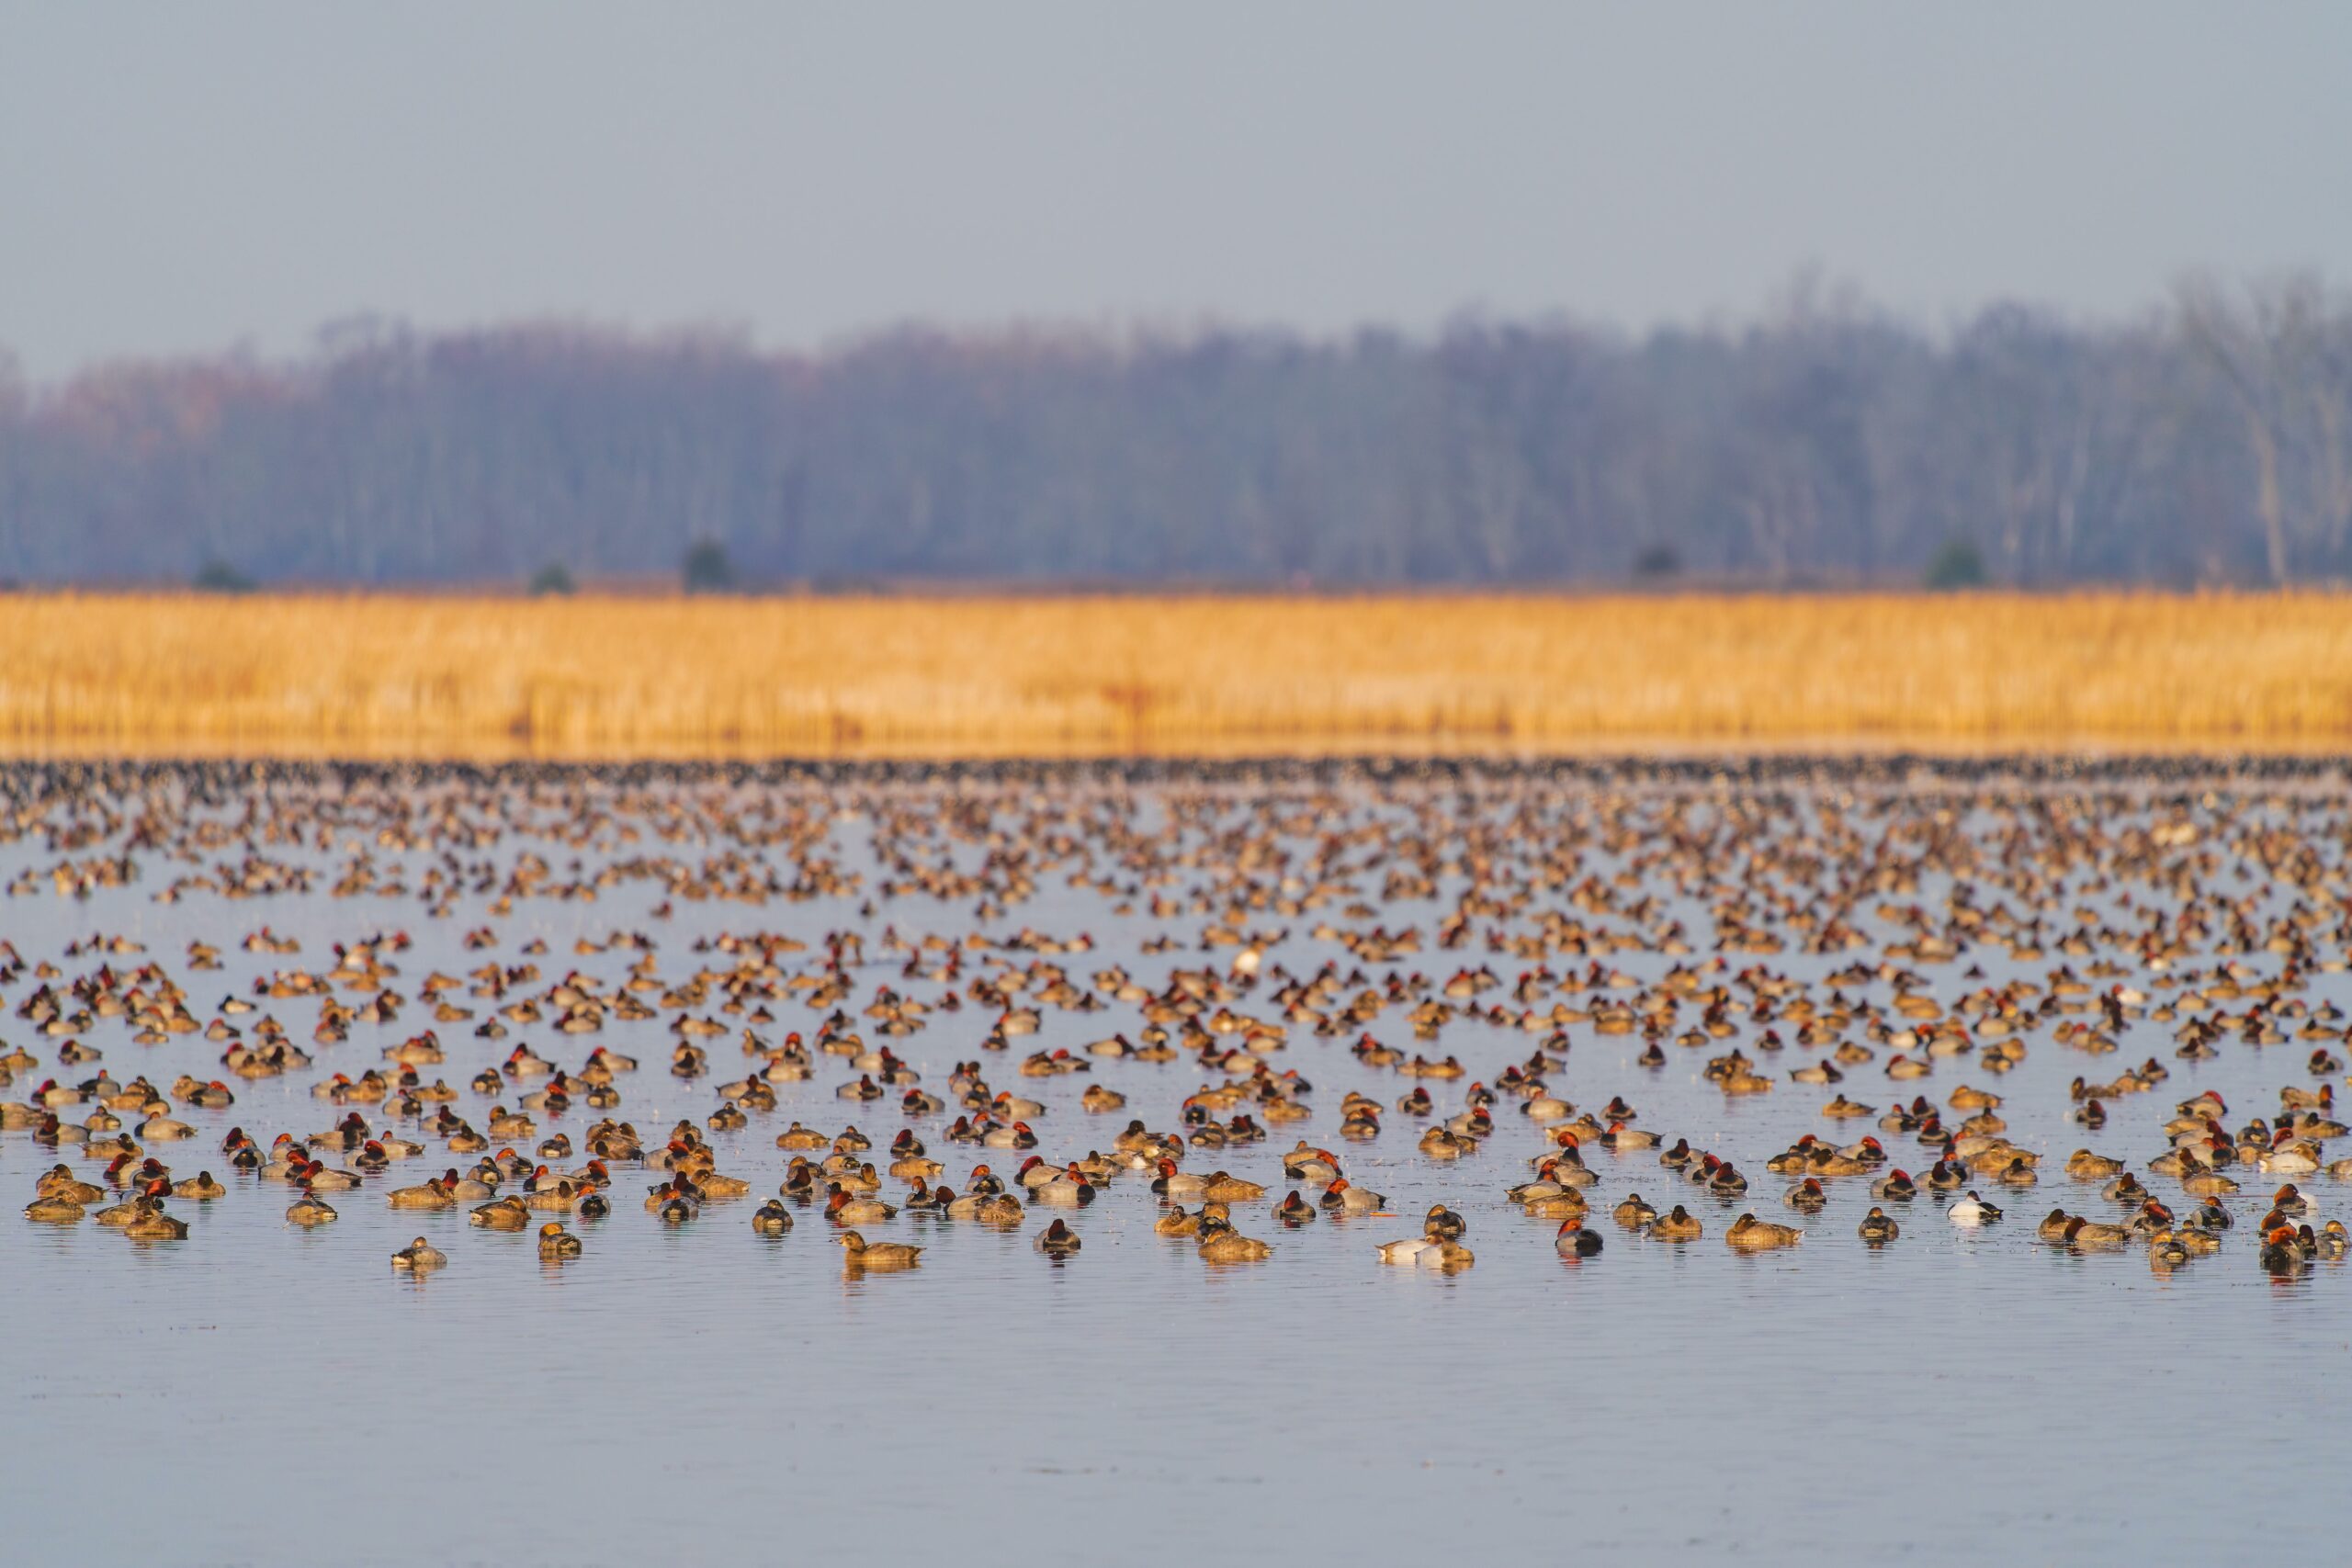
0, 592, 2340, 758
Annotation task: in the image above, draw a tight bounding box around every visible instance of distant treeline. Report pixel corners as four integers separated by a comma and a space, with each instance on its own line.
2, 276, 2347, 588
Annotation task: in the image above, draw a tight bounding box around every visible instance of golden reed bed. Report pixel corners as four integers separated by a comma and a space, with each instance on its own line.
1, 592, 2346, 759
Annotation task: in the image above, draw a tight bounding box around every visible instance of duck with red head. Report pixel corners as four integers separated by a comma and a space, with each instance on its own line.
1151, 1159, 1204, 1199
2259, 1225, 2308, 1275
1035, 1218, 1081, 1257
1281, 1143, 1340, 1183
1555, 1219, 1602, 1258
982, 1119, 1038, 1150
1033, 1164, 1097, 1208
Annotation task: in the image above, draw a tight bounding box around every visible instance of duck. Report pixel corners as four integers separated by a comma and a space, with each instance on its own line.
386, 1175, 457, 1211
1150, 1159, 1205, 1199
836, 1230, 922, 1268
391, 1236, 447, 1271
537, 1222, 582, 1259
1418, 1126, 1474, 1159
1857, 1206, 1899, 1243
1508, 1160, 1579, 1203
22, 1193, 85, 1224
170, 1171, 226, 1201
1375, 1235, 1475, 1269
96, 1180, 172, 1226
1990, 1156, 2040, 1189
1643, 1205, 1702, 1241
1724, 1213, 1803, 1250
752, 1198, 795, 1235
1598, 1121, 1659, 1152
1035, 1218, 1082, 1257
2065, 1149, 2124, 1180
2058, 1215, 2130, 1250
1032, 1165, 1099, 1208
2258, 1225, 2307, 1274
1554, 1220, 1602, 1258
2161, 1224, 2220, 1257
1521, 1187, 1589, 1221
1195, 1220, 1273, 1263
1153, 1204, 1204, 1237
1612, 1193, 1658, 1229
525, 1178, 582, 1213
1273, 1190, 1317, 1226
1782, 1178, 1827, 1213
1948, 1190, 2002, 1227
285, 1190, 339, 1226
1422, 1204, 1466, 1240
1870, 1168, 1917, 1201
981, 1119, 1039, 1150
2178, 1164, 2240, 1198
469, 1195, 531, 1230
35, 1166, 104, 1205
824, 1187, 898, 1225
124, 1204, 190, 1240
1281, 1143, 1342, 1184
1320, 1178, 1385, 1214
2267, 1184, 2317, 1221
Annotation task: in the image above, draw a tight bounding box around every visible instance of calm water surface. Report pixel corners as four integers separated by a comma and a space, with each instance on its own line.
1, 761, 2346, 1565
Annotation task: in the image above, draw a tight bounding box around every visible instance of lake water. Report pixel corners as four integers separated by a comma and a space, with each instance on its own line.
3, 758, 2347, 1565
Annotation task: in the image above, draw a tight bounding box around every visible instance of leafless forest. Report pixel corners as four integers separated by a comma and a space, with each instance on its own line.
2, 277, 2346, 589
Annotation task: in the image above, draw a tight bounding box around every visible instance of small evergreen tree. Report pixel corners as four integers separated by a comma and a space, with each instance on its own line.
682, 538, 737, 594
192, 558, 255, 593
1925, 538, 1987, 591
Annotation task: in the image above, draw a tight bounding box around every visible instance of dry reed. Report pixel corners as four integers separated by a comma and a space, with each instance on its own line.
0, 592, 2345, 759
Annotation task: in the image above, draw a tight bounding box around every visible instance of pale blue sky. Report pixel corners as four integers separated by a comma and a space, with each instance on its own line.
3, 1, 2346, 379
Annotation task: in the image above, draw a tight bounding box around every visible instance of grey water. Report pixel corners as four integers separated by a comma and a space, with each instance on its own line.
1, 762, 2346, 1566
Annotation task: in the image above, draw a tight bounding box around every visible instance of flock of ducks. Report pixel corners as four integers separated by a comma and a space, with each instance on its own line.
6, 758, 2352, 1283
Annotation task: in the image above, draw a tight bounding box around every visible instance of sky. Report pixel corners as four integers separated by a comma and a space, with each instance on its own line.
2, 1, 2347, 381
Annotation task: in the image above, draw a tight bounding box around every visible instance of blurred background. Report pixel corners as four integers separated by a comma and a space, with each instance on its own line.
3, 1, 2348, 593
